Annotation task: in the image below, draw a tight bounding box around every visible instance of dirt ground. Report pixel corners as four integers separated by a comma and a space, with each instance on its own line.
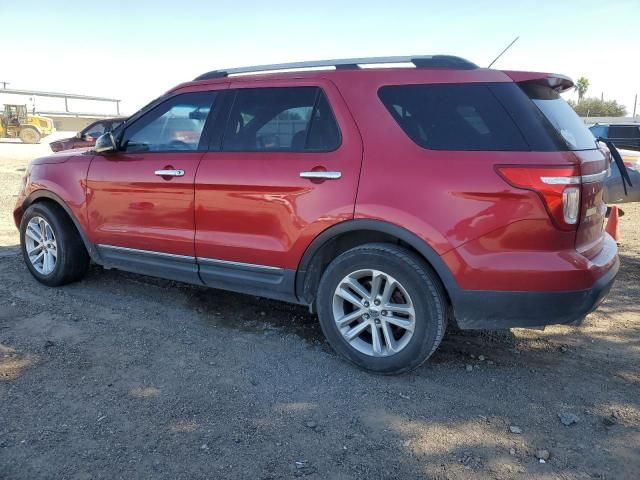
1, 137, 638, 480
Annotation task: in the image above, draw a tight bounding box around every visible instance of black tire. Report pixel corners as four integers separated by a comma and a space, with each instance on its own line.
19, 127, 41, 144
20, 202, 90, 286
316, 243, 448, 374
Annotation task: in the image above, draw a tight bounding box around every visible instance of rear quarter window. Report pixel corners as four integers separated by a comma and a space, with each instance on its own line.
378, 84, 529, 151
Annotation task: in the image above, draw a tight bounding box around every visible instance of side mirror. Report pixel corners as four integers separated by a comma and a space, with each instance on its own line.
75, 131, 83, 139
95, 132, 117, 153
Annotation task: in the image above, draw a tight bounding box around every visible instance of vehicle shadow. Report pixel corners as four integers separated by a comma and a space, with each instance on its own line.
2, 244, 638, 368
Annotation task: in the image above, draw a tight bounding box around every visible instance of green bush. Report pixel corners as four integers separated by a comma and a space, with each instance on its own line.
568, 97, 627, 117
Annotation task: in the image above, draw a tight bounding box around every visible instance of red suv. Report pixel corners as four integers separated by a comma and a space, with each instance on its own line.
13, 55, 618, 373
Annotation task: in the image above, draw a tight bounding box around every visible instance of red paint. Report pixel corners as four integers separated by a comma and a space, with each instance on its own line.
86, 151, 203, 256
14, 153, 93, 234
14, 66, 617, 298
194, 78, 363, 269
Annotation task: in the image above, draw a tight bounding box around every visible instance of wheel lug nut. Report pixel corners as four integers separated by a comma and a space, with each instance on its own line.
363, 313, 370, 320
363, 301, 369, 308
381, 310, 388, 316
374, 300, 380, 306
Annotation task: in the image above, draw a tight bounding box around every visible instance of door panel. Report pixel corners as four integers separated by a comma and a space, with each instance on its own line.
87, 151, 203, 256
86, 89, 223, 260
195, 79, 363, 271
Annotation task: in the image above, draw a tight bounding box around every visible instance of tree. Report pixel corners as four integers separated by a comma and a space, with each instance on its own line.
575, 77, 589, 102
568, 97, 627, 117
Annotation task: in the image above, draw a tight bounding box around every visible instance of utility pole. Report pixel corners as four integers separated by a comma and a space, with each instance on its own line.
0, 81, 9, 89
633, 94, 637, 118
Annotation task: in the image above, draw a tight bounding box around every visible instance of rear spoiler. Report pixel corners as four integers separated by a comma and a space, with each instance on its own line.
502, 71, 574, 93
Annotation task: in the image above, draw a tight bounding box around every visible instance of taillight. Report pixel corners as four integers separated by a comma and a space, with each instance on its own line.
497, 166, 581, 230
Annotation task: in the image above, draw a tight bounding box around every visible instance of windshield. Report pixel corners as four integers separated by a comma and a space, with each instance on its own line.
520, 82, 597, 151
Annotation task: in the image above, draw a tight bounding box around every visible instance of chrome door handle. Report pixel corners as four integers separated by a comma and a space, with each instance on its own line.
299, 171, 341, 180
154, 169, 185, 177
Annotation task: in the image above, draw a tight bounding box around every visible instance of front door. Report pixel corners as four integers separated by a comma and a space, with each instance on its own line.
194, 80, 363, 300
86, 89, 223, 283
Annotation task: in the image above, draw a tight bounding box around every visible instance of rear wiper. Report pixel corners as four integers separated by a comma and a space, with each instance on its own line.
597, 138, 633, 196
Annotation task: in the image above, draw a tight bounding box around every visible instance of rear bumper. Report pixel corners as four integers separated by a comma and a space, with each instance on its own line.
451, 248, 619, 330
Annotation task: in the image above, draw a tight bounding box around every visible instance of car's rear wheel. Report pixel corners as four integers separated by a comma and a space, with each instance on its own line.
316, 243, 447, 374
19, 127, 41, 144
20, 203, 89, 286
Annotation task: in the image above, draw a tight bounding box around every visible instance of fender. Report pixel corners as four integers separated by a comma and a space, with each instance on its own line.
23, 125, 43, 135
295, 218, 459, 303
22, 190, 102, 263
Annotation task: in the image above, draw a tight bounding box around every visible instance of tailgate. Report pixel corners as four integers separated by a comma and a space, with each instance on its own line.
575, 148, 609, 259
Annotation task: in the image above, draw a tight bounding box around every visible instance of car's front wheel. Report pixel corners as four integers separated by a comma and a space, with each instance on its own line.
20, 203, 89, 286
316, 243, 448, 374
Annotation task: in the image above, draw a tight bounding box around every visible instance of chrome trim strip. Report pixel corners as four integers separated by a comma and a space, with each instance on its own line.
97, 244, 283, 271
581, 169, 609, 184
98, 244, 195, 260
540, 176, 580, 185
197, 256, 283, 271
540, 169, 609, 185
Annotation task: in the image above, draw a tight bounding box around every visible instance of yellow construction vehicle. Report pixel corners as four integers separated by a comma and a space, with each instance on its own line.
0, 104, 55, 144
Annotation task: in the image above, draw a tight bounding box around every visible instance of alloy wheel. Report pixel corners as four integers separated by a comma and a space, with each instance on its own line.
332, 269, 416, 357
24, 216, 58, 275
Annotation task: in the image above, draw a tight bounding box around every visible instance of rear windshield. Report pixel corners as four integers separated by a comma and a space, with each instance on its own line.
519, 82, 597, 151
378, 82, 596, 151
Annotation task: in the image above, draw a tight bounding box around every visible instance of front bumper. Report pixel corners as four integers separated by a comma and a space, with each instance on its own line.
451, 252, 619, 330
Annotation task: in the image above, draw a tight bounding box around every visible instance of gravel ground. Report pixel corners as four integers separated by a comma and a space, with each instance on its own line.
1, 138, 639, 480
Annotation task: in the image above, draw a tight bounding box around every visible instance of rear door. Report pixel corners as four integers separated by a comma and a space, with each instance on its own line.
194, 79, 363, 299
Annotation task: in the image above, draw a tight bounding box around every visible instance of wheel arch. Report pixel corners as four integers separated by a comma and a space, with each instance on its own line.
295, 219, 459, 308
21, 190, 101, 263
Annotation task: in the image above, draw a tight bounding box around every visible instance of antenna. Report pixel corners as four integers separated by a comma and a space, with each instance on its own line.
487, 36, 520, 68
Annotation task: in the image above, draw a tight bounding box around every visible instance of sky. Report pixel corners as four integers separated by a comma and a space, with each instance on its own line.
1, 0, 638, 116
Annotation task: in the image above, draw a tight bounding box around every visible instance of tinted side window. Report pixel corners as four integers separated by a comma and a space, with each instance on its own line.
222, 87, 340, 152
609, 125, 640, 139
306, 92, 341, 151
122, 91, 218, 153
378, 84, 529, 151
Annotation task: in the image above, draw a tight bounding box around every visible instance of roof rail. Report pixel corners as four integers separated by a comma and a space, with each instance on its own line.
194, 55, 477, 81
